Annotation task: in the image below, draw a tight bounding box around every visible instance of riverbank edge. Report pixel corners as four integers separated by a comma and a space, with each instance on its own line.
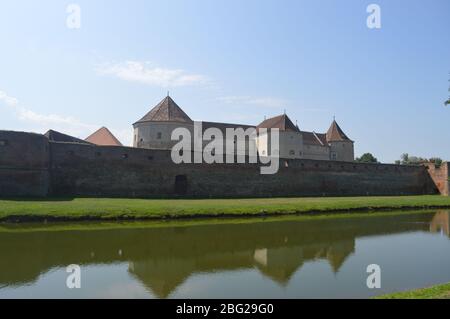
375, 282, 450, 299
1, 197, 450, 223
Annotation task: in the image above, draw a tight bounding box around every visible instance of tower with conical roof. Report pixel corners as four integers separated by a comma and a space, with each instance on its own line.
133, 96, 194, 149
326, 120, 354, 162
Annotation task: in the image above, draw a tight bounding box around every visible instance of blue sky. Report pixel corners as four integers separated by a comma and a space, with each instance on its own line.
0, 0, 448, 162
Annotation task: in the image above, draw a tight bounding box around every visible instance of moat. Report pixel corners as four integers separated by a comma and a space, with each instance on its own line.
0, 210, 449, 299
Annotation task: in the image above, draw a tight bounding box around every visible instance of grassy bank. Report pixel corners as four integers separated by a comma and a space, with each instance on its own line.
0, 195, 449, 223
376, 283, 450, 299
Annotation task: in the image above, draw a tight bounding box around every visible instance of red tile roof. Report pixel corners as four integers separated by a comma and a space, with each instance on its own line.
256, 114, 300, 132
134, 96, 193, 125
85, 127, 123, 146
326, 120, 352, 142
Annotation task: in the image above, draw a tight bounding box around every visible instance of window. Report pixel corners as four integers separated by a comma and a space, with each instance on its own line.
0, 140, 7, 146
122, 154, 128, 159
289, 150, 295, 156
157, 132, 162, 139
331, 152, 337, 160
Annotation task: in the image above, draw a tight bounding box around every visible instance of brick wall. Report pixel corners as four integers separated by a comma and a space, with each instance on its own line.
423, 162, 449, 196
49, 140, 437, 198
0, 131, 49, 197
0, 130, 441, 199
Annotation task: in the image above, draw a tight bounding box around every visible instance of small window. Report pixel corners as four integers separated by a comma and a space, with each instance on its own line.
157, 132, 162, 139
122, 154, 128, 159
148, 156, 154, 161
95, 152, 101, 157
0, 140, 8, 146
289, 150, 295, 156
140, 138, 143, 142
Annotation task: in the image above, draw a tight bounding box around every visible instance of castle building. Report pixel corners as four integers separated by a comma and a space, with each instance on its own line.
133, 96, 354, 162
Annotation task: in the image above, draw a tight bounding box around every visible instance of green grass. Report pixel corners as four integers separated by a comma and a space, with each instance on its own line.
0, 195, 449, 223
375, 283, 450, 299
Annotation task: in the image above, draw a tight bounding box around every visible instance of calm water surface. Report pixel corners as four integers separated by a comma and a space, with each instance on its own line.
0, 210, 449, 299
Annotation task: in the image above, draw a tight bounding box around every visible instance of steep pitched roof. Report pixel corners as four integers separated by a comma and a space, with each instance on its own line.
326, 120, 352, 142
134, 96, 193, 125
85, 127, 123, 146
257, 114, 300, 132
301, 131, 328, 146
202, 121, 255, 134
44, 130, 92, 144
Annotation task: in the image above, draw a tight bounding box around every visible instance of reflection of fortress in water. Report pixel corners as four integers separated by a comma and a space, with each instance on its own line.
0, 211, 448, 298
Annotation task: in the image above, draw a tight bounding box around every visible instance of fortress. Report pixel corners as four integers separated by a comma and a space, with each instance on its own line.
132, 96, 354, 162
0, 96, 448, 198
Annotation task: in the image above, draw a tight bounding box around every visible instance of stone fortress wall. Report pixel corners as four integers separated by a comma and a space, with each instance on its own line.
0, 130, 445, 198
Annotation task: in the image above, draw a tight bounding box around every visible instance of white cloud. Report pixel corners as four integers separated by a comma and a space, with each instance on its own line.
216, 96, 288, 108
96, 61, 209, 88
0, 91, 19, 107
0, 89, 132, 144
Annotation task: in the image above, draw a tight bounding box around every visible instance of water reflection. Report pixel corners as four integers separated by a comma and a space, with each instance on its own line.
0, 211, 449, 298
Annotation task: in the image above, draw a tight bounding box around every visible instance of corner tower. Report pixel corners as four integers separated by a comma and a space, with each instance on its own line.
133, 96, 193, 149
326, 120, 354, 162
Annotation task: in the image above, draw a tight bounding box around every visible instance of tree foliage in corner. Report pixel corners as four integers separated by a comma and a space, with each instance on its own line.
446, 76, 450, 106
356, 153, 378, 163
397, 153, 442, 166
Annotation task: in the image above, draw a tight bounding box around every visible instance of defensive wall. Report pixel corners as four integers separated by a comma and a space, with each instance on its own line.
0, 130, 445, 198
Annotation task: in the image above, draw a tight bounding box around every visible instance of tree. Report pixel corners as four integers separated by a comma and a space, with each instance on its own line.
398, 154, 442, 166
429, 157, 443, 167
446, 76, 450, 106
356, 153, 378, 163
